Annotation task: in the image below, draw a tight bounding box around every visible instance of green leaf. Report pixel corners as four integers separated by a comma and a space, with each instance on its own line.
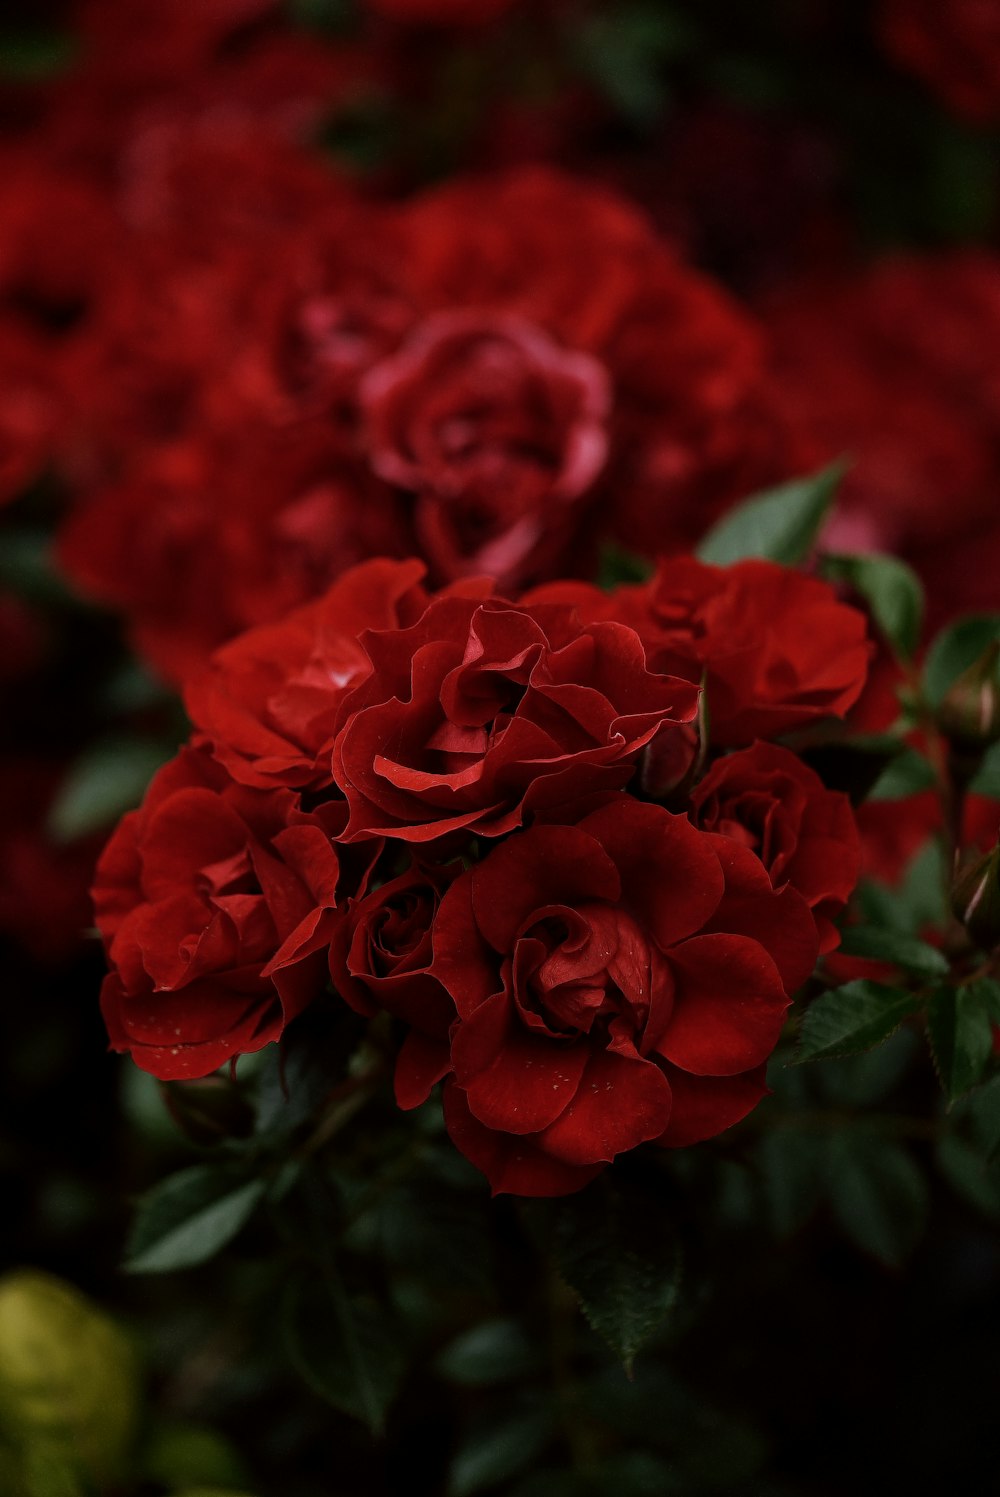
835, 927, 949, 978
547, 1178, 682, 1372
866, 744, 937, 801
448, 1403, 556, 1497
252, 1006, 359, 1145
936, 1134, 1000, 1220
124, 1165, 266, 1274
282, 1274, 405, 1435
826, 1132, 928, 1266
794, 982, 919, 1065
434, 1319, 539, 1387
569, 6, 694, 126
696, 462, 844, 568
47, 738, 172, 843
923, 614, 1000, 706
926, 983, 996, 1104
822, 552, 924, 659
856, 839, 948, 935
814, 1026, 918, 1108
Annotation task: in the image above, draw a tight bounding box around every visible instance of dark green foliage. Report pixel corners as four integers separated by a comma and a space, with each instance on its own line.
822, 552, 924, 659
696, 463, 843, 568
124, 1164, 267, 1274
794, 982, 919, 1065
544, 1179, 683, 1374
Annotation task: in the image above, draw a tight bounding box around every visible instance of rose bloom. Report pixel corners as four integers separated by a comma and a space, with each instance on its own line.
56, 167, 799, 677
879, 0, 1000, 123
329, 583, 700, 843
93, 747, 345, 1079
765, 252, 1000, 627
542, 557, 871, 747
690, 742, 860, 953
329, 857, 460, 1104
186, 558, 430, 792
412, 798, 818, 1196
59, 427, 409, 684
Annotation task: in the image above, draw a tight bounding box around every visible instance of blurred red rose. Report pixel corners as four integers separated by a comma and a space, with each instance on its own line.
94, 747, 344, 1079
56, 168, 800, 677
418, 798, 817, 1195
361, 311, 611, 583
690, 742, 860, 953
765, 252, 1000, 628
879, 0, 1000, 123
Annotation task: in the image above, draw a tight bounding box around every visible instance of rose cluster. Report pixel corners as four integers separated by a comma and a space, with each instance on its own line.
94, 554, 868, 1195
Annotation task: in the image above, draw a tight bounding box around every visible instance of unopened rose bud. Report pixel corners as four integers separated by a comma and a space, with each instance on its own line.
952, 841, 1000, 951
0, 1271, 139, 1486
937, 640, 1000, 749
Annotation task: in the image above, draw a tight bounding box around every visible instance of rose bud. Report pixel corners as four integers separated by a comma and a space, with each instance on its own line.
952, 839, 1000, 951
0, 1272, 138, 1488
937, 640, 1000, 750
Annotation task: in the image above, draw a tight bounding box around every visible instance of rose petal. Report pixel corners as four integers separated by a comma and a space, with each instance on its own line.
443, 1083, 602, 1197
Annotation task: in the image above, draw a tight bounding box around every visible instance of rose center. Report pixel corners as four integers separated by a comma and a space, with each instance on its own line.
511, 901, 671, 1051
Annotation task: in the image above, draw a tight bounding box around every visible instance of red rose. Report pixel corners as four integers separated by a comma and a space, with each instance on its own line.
592, 557, 870, 746
764, 253, 1000, 629
329, 857, 460, 1106
331, 588, 700, 843
879, 0, 1000, 123
360, 311, 611, 588
416, 798, 818, 1196
690, 742, 860, 953
56, 167, 800, 684
59, 427, 409, 683
94, 747, 344, 1080
185, 558, 429, 791
396, 168, 798, 558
